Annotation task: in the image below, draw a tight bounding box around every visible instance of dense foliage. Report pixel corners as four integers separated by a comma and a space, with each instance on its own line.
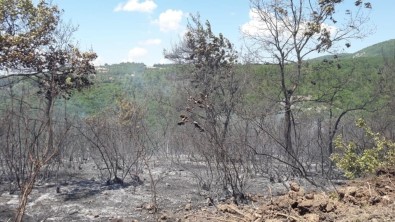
332, 118, 395, 179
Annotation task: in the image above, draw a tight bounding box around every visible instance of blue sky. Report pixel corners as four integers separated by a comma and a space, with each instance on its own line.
51, 0, 395, 66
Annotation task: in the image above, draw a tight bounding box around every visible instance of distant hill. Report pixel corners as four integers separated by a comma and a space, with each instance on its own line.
311, 39, 395, 61
96, 62, 147, 75
351, 39, 395, 58
309, 53, 351, 61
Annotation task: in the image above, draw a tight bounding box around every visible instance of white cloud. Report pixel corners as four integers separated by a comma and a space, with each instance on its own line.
139, 38, 162, 45
158, 57, 172, 64
178, 28, 188, 39
241, 9, 337, 41
153, 9, 184, 32
241, 9, 266, 36
127, 47, 148, 62
92, 56, 104, 66
114, 0, 157, 13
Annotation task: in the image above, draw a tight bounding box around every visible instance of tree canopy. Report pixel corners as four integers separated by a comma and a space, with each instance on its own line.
0, 0, 97, 99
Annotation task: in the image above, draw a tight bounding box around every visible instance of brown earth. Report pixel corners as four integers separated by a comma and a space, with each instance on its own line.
163, 168, 395, 222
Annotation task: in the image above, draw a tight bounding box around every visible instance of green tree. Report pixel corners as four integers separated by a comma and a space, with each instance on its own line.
306, 57, 390, 157
332, 118, 395, 179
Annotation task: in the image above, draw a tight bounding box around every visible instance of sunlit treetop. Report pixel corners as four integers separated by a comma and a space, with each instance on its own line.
0, 0, 97, 98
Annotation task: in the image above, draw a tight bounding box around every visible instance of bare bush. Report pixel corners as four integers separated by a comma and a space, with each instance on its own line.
79, 98, 147, 184
165, 15, 252, 203
0, 85, 71, 221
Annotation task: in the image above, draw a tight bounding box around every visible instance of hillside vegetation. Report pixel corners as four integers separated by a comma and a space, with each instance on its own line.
311, 39, 395, 61
67, 40, 394, 130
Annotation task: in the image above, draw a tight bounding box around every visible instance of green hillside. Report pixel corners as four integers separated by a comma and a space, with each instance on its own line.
311, 39, 395, 61
352, 39, 395, 58
63, 39, 394, 118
